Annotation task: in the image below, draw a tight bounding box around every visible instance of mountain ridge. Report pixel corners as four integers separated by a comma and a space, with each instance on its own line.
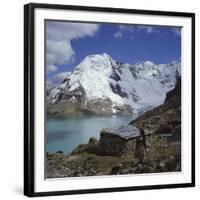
46, 53, 180, 116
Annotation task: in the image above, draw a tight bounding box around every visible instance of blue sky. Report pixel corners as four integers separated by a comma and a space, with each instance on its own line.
46, 21, 181, 86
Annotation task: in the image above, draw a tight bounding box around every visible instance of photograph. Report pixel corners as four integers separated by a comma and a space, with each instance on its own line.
24, 3, 195, 196
45, 21, 182, 178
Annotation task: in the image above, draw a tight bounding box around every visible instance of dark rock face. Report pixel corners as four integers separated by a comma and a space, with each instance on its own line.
110, 83, 128, 98
113, 104, 133, 115
129, 67, 138, 79
155, 122, 172, 134
130, 92, 140, 102
62, 77, 70, 83
48, 80, 84, 104
56, 83, 87, 103
165, 76, 181, 102
97, 134, 136, 156
88, 137, 98, 144
109, 71, 121, 81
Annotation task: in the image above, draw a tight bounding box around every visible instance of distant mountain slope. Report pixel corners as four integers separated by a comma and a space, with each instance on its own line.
47, 53, 180, 116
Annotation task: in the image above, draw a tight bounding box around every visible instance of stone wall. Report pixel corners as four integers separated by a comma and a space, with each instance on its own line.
98, 134, 136, 156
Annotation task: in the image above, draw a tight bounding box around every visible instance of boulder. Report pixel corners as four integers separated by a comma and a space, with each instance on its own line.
71, 137, 98, 155
88, 137, 98, 145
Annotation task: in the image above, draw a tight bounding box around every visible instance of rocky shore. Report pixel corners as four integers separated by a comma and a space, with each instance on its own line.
46, 133, 181, 178
46, 77, 181, 178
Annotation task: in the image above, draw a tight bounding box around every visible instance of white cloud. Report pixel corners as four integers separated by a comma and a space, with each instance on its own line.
114, 24, 182, 39
171, 27, 181, 36
137, 25, 156, 33
46, 40, 75, 69
46, 21, 100, 73
47, 21, 99, 41
146, 27, 154, 33
114, 31, 123, 38
46, 64, 57, 73
118, 25, 135, 32
114, 24, 156, 39
114, 25, 134, 39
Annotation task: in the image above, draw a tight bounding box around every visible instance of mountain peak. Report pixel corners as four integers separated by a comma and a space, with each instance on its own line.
75, 53, 114, 73
47, 54, 181, 115
143, 61, 155, 66
83, 53, 111, 61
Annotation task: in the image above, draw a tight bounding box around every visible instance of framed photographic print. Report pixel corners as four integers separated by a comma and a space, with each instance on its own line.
24, 3, 195, 197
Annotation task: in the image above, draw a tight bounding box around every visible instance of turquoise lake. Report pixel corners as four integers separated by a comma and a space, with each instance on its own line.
46, 115, 137, 154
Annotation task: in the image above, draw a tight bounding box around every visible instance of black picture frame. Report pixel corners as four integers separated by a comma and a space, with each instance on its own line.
24, 3, 195, 197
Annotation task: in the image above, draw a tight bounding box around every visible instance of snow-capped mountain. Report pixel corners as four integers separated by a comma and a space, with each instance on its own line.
47, 53, 180, 115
